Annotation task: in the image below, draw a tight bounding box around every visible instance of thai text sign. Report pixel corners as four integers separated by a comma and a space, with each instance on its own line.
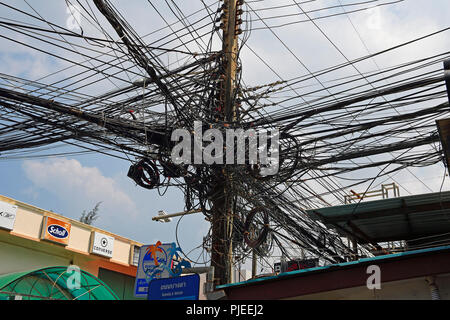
148, 274, 200, 300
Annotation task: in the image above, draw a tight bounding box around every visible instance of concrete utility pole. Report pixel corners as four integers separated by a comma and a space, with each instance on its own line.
211, 0, 241, 286
252, 249, 257, 278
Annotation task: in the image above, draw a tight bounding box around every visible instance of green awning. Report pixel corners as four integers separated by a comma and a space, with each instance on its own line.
0, 266, 119, 300
306, 191, 450, 243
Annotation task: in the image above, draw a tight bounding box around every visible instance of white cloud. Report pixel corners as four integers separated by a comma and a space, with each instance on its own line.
18, 156, 210, 249
22, 186, 39, 200
22, 157, 138, 219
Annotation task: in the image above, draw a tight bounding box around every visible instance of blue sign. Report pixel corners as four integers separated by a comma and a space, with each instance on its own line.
134, 242, 191, 298
147, 274, 200, 300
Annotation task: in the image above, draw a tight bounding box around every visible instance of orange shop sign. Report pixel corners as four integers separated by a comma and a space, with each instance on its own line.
41, 216, 71, 245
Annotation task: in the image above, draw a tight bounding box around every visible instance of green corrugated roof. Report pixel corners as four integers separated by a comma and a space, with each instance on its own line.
307, 191, 450, 218
0, 271, 31, 289
305, 191, 450, 243
217, 244, 450, 290
0, 266, 119, 300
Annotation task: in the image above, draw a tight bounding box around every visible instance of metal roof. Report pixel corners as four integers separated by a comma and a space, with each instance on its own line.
217, 244, 450, 290
305, 191, 450, 244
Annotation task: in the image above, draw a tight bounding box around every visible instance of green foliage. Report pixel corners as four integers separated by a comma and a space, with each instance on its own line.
79, 201, 102, 225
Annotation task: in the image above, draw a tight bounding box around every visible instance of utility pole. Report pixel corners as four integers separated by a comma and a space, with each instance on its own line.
211, 0, 241, 286
252, 249, 257, 278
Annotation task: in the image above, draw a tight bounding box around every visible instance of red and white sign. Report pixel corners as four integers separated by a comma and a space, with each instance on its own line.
41, 216, 71, 246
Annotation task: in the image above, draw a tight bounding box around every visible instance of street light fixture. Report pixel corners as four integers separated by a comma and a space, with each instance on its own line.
156, 210, 172, 223
152, 208, 202, 223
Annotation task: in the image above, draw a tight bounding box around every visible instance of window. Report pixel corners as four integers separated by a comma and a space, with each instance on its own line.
131, 245, 140, 266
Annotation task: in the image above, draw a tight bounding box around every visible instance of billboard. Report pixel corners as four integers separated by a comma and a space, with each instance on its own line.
0, 201, 17, 231
41, 216, 71, 246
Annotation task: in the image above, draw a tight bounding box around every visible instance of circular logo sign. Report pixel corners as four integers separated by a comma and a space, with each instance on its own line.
101, 237, 108, 247
142, 245, 168, 279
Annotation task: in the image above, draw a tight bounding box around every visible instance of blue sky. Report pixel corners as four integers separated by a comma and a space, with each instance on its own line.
0, 148, 211, 257
0, 0, 450, 270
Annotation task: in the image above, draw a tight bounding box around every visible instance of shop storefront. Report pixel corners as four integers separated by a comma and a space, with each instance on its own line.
0, 194, 143, 300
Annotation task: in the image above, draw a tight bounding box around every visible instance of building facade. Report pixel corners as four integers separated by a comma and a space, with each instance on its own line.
0, 194, 142, 300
